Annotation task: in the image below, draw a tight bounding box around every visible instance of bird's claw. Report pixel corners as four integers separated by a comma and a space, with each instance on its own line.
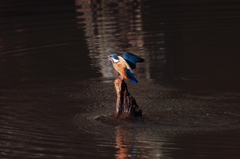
118, 76, 124, 81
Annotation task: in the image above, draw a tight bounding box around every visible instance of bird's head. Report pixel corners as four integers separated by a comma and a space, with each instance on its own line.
108, 54, 119, 63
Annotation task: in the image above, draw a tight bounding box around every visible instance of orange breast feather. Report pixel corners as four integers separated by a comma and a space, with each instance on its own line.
112, 57, 131, 79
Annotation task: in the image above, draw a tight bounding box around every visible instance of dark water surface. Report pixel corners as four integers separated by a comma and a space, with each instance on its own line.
1, 0, 240, 159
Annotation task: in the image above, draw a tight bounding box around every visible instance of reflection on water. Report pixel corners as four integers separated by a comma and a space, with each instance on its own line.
1, 0, 240, 159
75, 0, 165, 80
115, 125, 163, 159
115, 126, 137, 159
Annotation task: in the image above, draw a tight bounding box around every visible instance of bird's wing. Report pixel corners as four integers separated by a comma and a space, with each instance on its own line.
118, 56, 132, 72
122, 52, 144, 69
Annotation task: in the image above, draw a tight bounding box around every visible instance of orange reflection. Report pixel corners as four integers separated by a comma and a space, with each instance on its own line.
115, 126, 136, 159
115, 125, 164, 159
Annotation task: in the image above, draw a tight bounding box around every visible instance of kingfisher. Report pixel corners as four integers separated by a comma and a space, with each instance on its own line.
107, 52, 144, 84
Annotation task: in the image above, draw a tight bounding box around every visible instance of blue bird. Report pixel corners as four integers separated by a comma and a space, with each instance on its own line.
108, 52, 144, 84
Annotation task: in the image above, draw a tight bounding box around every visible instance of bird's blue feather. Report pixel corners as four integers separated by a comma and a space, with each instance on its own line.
126, 69, 138, 84
122, 52, 144, 69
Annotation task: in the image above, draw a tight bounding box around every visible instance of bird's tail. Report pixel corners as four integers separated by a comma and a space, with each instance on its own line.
126, 69, 138, 84
131, 79, 138, 84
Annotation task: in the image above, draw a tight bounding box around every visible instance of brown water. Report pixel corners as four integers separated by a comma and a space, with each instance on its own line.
1, 0, 240, 159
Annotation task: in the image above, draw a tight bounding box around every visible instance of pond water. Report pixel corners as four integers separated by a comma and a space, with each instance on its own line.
1, 0, 240, 159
